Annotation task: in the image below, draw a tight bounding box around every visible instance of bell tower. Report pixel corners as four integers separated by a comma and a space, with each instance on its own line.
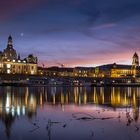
132, 52, 139, 77
132, 52, 139, 68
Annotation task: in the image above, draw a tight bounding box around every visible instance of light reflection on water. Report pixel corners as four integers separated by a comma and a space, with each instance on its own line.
0, 86, 140, 140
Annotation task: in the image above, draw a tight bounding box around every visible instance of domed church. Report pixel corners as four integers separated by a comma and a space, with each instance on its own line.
0, 36, 38, 75
3, 36, 17, 60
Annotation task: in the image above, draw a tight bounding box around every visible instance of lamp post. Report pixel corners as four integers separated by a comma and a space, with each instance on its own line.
42, 63, 45, 76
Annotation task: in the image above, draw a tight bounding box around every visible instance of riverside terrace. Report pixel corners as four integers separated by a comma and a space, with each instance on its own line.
0, 73, 140, 86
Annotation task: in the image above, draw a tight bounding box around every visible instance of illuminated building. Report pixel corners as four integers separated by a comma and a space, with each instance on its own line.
38, 53, 139, 78
35, 50, 140, 79
38, 66, 74, 77
38, 66, 95, 77
95, 63, 133, 78
73, 67, 95, 77
0, 36, 38, 75
95, 53, 140, 78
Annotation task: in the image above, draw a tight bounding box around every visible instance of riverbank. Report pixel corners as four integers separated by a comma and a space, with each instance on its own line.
0, 73, 140, 87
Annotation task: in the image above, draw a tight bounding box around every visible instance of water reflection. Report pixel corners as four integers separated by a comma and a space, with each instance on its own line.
0, 86, 140, 139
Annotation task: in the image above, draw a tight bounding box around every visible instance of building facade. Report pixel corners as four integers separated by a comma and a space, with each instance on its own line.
39, 52, 140, 78
95, 53, 140, 78
0, 36, 38, 75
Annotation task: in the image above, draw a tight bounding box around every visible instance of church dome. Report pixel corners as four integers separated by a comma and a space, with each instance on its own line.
3, 36, 17, 60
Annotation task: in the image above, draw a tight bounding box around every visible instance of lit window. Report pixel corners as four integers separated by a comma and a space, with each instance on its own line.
31, 70, 34, 75
0, 63, 3, 68
7, 64, 11, 68
7, 69, 10, 74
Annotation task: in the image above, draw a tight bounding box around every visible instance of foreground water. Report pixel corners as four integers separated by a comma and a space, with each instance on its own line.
0, 86, 140, 140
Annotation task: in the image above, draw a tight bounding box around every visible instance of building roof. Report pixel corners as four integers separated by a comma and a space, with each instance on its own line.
133, 52, 139, 58
47, 67, 74, 72
75, 67, 95, 70
97, 63, 132, 70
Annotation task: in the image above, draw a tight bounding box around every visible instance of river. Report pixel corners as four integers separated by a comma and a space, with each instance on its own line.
0, 86, 140, 140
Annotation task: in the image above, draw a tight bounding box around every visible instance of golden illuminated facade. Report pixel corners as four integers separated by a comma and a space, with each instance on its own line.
38, 66, 95, 77
95, 64, 135, 78
110, 63, 133, 78
95, 53, 140, 78
38, 53, 140, 78
73, 67, 95, 77
0, 36, 38, 75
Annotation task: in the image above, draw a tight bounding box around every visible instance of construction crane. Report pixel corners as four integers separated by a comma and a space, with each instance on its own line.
56, 63, 65, 68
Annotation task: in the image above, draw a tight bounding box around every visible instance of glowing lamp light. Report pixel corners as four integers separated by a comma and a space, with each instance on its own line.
7, 64, 11, 68
18, 60, 21, 62
13, 59, 15, 62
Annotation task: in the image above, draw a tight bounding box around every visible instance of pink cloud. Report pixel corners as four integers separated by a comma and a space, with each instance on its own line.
39, 50, 134, 67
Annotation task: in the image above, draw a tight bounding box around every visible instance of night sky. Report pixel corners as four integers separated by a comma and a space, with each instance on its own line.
0, 0, 140, 67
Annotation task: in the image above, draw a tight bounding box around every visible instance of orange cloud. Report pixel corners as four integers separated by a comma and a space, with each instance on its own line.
39, 51, 134, 67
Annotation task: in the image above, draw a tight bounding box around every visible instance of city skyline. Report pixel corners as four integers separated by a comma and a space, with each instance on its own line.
0, 0, 140, 67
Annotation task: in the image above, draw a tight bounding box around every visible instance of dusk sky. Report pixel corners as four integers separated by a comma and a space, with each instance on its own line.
0, 0, 140, 67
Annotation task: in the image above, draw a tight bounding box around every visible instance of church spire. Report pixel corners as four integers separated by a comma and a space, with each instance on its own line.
7, 35, 13, 47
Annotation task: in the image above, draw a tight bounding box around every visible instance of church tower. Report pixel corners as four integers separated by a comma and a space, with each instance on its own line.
132, 52, 139, 68
132, 52, 139, 77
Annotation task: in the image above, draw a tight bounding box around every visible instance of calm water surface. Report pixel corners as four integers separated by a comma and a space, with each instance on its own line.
0, 86, 140, 140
